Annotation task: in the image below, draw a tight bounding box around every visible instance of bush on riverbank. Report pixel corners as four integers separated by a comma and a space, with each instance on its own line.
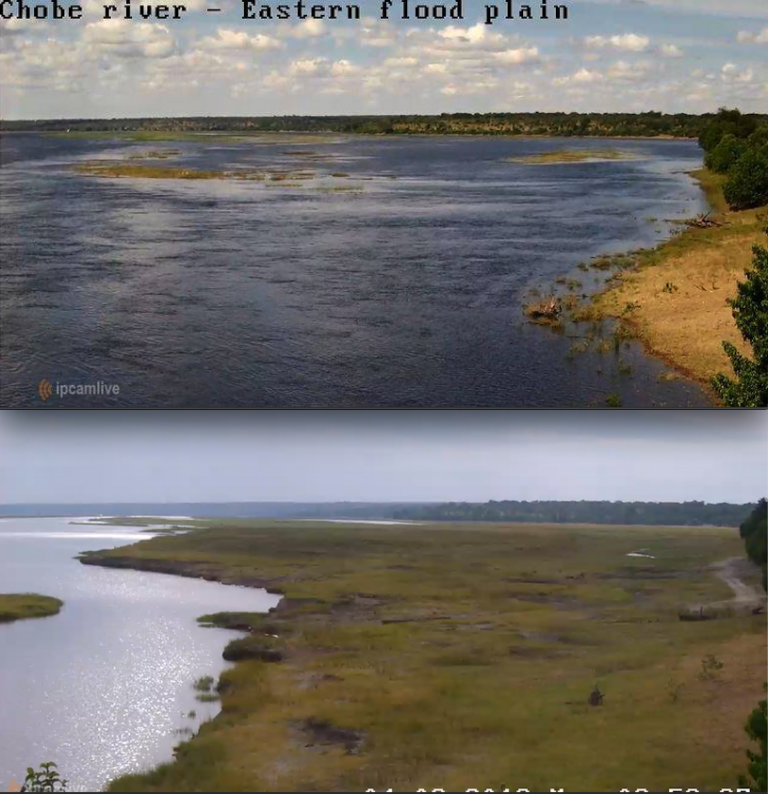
712, 229, 768, 407
705, 134, 749, 175
223, 636, 284, 663
700, 109, 768, 211
723, 151, 768, 211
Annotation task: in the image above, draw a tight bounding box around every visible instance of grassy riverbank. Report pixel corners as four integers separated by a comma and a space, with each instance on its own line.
77, 518, 765, 792
0, 594, 63, 623
584, 168, 765, 393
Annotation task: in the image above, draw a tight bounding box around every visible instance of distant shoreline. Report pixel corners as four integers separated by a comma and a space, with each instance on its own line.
0, 129, 699, 142
6, 110, 766, 139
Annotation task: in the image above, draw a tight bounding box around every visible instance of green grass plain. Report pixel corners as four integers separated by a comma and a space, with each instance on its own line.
77, 518, 766, 793
0, 593, 63, 623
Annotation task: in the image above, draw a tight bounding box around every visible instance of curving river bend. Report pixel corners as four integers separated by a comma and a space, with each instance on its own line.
1, 133, 710, 407
0, 517, 280, 792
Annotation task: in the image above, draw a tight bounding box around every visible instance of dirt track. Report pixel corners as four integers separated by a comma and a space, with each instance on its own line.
709, 557, 765, 610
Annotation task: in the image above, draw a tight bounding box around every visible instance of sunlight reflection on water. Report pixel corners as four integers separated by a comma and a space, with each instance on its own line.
0, 517, 281, 792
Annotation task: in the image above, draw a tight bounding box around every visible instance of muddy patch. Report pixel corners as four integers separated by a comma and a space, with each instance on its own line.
300, 718, 365, 754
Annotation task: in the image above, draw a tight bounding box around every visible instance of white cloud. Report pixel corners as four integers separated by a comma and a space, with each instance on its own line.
722, 63, 755, 83
290, 19, 325, 38
437, 23, 506, 49
607, 60, 651, 81
554, 67, 602, 86
198, 28, 282, 52
737, 27, 768, 44
288, 57, 327, 76
83, 19, 175, 58
585, 34, 650, 53
660, 44, 683, 58
495, 47, 540, 65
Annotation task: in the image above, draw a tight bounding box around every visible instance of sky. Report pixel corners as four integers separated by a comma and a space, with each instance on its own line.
1, 0, 768, 118
0, 410, 766, 504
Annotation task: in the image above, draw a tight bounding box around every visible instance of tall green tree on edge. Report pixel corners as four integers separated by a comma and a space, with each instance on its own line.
712, 229, 768, 407
736, 500, 767, 791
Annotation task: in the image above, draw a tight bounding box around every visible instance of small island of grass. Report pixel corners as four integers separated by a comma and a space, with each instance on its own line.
74, 163, 232, 180
0, 594, 64, 623
506, 148, 636, 165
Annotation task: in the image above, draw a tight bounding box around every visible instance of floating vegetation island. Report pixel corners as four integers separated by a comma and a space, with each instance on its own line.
0, 593, 64, 623
73, 162, 364, 192
506, 148, 638, 165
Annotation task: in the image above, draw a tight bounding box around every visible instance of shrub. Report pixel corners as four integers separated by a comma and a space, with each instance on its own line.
705, 134, 749, 174
749, 125, 768, 156
193, 675, 214, 693
22, 762, 67, 792
738, 685, 767, 793
699, 654, 724, 680
723, 150, 768, 210
712, 236, 768, 406
223, 636, 284, 662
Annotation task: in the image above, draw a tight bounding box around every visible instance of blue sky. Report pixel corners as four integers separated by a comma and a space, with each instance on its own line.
0, 410, 766, 503
1, 0, 767, 118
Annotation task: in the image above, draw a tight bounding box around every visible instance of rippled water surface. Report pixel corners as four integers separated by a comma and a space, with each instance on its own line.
0, 133, 710, 406
0, 517, 281, 791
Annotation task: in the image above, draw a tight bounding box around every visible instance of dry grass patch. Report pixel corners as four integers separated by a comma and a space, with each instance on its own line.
506, 148, 636, 165
590, 170, 766, 391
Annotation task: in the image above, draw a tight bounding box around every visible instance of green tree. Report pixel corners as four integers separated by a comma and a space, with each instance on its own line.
712, 236, 768, 407
739, 498, 767, 591
723, 149, 768, 210
749, 125, 768, 155
738, 690, 767, 793
699, 108, 758, 152
705, 133, 749, 174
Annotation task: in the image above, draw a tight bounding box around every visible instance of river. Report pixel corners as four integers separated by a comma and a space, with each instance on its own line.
0, 517, 281, 792
0, 133, 710, 407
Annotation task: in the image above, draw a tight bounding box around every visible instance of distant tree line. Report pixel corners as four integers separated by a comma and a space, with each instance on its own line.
700, 107, 768, 210
392, 500, 755, 526
4, 111, 768, 139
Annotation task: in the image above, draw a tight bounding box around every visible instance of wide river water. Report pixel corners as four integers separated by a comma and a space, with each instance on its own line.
0, 517, 281, 792
0, 133, 710, 407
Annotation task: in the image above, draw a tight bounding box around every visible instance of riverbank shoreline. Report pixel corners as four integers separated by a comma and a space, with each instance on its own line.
580, 169, 763, 399
75, 518, 766, 793
528, 165, 764, 404
78, 552, 285, 594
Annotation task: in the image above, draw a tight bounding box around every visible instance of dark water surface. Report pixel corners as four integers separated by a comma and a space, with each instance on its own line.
0, 517, 281, 791
0, 133, 710, 407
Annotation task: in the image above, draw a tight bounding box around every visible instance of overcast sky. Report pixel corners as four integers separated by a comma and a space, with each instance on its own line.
0, 410, 765, 504
1, 0, 768, 118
